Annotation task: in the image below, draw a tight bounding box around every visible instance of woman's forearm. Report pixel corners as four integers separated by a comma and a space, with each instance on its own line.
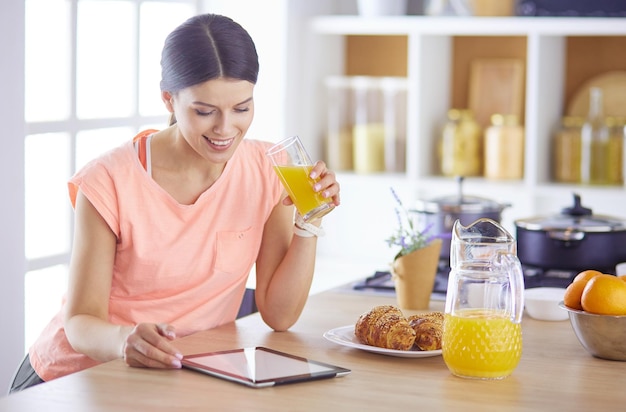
64, 314, 132, 362
257, 234, 318, 331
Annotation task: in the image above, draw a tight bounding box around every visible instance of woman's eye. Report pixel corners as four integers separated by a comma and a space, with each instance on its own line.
235, 107, 250, 113
195, 109, 215, 116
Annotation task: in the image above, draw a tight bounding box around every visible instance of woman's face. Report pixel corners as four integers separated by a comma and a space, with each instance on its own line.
163, 77, 255, 164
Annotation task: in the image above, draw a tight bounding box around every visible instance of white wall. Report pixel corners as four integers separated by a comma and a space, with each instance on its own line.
0, 0, 26, 394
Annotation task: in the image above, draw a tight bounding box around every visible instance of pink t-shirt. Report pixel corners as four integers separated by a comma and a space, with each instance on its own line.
29, 135, 284, 381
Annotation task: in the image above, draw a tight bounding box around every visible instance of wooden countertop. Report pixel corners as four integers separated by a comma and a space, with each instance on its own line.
2, 290, 625, 411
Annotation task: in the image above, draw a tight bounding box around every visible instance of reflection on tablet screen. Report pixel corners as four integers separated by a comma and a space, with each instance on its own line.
182, 347, 350, 388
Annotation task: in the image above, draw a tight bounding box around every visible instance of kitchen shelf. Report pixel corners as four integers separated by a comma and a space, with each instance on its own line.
311, 16, 626, 36
307, 15, 626, 264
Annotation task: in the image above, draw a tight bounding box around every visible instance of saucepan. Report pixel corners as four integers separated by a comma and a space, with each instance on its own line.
515, 193, 626, 273
411, 177, 510, 260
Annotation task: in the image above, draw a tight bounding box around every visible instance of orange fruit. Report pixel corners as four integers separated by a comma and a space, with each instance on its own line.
563, 269, 602, 310
563, 281, 587, 310
581, 274, 626, 315
572, 269, 603, 283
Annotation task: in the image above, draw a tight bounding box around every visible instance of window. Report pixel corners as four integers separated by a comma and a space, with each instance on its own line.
24, 0, 198, 351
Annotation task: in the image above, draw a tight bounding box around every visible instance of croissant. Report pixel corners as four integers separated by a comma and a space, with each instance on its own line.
407, 312, 444, 351
354, 305, 416, 350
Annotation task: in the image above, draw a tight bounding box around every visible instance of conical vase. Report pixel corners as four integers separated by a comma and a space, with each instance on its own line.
391, 238, 442, 310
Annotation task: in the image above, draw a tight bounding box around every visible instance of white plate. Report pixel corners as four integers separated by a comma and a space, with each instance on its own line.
323, 325, 442, 358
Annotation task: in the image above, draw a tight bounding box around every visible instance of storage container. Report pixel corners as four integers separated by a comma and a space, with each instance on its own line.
553, 116, 584, 183
324, 76, 407, 174
483, 114, 524, 180
580, 87, 612, 185
439, 109, 482, 177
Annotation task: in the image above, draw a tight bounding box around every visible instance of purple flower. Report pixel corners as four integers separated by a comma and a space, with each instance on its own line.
385, 187, 435, 258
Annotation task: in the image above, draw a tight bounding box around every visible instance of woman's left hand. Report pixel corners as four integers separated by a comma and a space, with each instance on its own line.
283, 160, 341, 207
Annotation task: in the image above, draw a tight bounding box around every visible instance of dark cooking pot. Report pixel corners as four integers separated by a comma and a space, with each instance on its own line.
515, 193, 626, 273
411, 178, 510, 260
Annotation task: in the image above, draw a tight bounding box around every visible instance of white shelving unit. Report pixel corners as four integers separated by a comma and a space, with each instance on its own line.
307, 16, 626, 267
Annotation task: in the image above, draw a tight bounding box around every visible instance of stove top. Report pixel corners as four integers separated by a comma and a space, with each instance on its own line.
352, 261, 580, 296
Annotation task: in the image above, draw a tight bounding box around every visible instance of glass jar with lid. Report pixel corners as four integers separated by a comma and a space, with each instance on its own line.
439, 109, 482, 177
553, 116, 584, 183
605, 116, 625, 185
483, 114, 524, 180
580, 87, 611, 185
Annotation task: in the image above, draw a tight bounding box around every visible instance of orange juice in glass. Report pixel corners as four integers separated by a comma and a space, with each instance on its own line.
267, 136, 334, 222
442, 309, 522, 379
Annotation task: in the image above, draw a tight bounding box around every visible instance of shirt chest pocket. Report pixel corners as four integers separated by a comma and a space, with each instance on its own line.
215, 227, 260, 276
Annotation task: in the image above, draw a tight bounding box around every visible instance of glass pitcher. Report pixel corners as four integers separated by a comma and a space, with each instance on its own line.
442, 218, 524, 380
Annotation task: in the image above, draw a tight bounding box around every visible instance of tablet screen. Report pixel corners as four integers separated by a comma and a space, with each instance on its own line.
182, 347, 350, 388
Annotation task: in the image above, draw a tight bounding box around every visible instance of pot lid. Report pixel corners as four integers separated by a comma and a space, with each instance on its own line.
413, 194, 509, 214
515, 193, 626, 233
412, 176, 510, 214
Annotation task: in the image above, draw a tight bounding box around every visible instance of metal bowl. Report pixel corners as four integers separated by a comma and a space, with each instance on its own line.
559, 302, 626, 361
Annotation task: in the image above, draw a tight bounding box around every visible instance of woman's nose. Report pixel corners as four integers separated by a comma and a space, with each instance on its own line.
212, 112, 235, 135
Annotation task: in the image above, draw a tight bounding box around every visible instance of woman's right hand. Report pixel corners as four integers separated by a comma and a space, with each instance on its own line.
122, 323, 183, 369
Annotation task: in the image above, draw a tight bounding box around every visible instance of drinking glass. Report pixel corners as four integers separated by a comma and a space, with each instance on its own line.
266, 136, 335, 222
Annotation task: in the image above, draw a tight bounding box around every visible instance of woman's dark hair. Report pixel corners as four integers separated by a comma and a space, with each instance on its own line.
160, 14, 259, 93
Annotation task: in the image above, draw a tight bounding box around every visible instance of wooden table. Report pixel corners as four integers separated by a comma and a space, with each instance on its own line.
2, 289, 626, 411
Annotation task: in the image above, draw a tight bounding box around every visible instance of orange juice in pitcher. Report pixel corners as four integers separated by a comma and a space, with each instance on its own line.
443, 309, 522, 379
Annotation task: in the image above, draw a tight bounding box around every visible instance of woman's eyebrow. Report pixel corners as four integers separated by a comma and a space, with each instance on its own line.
192, 97, 253, 107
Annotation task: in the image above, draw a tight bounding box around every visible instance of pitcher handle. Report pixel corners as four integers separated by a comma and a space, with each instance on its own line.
496, 252, 525, 324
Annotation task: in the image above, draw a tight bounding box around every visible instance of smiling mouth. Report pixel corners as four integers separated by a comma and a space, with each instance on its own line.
204, 136, 234, 146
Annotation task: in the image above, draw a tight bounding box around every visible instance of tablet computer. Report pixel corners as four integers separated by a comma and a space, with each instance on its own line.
182, 347, 350, 388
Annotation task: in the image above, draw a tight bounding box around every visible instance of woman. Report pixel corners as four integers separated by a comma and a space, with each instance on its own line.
10, 13, 340, 393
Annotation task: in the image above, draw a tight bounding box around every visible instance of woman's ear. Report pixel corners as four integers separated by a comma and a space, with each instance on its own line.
162, 91, 174, 113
